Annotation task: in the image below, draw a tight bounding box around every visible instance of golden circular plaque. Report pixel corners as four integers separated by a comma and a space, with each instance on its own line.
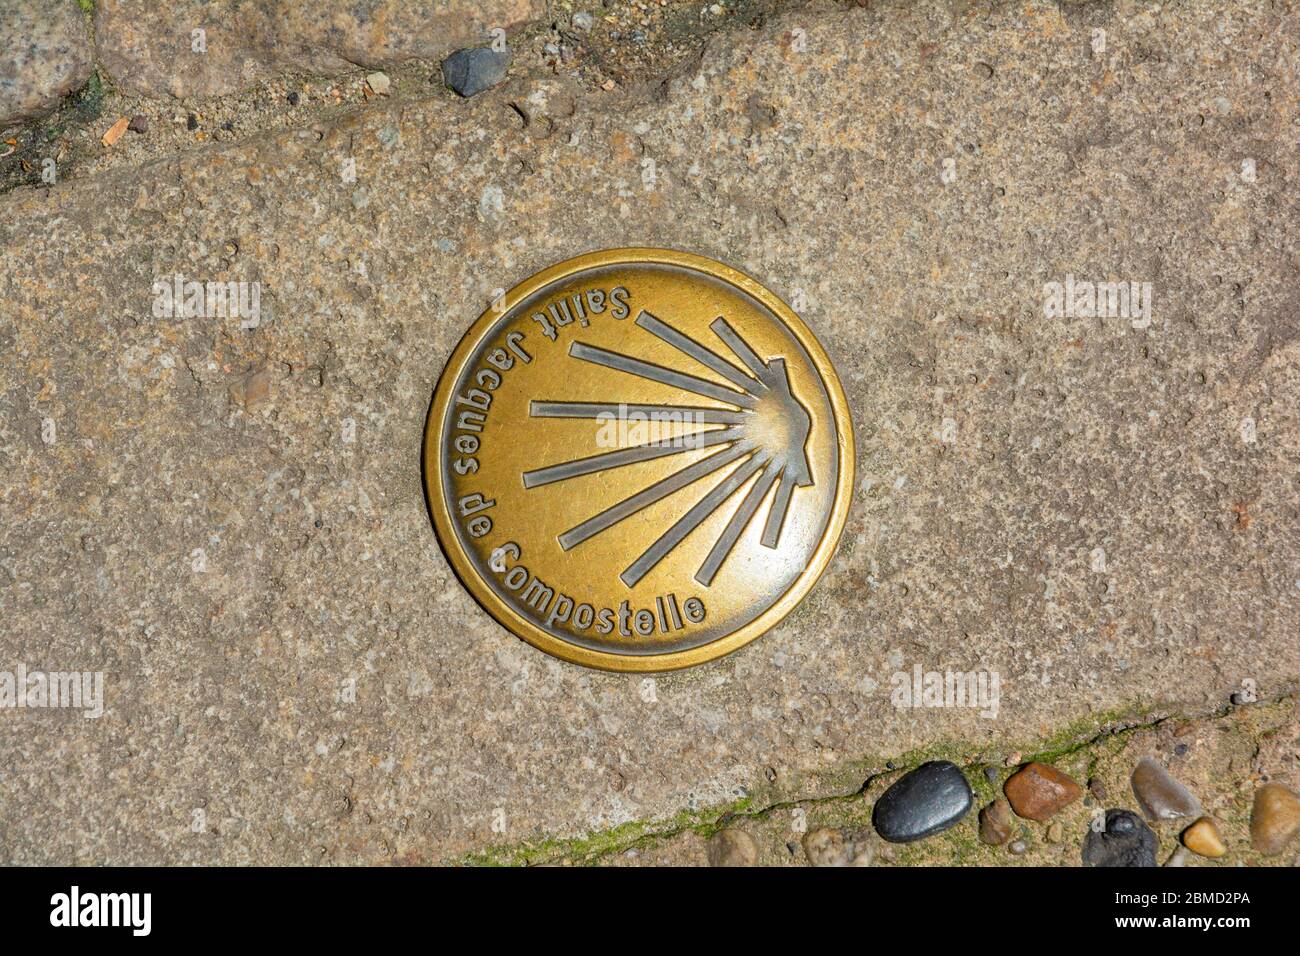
424, 249, 854, 671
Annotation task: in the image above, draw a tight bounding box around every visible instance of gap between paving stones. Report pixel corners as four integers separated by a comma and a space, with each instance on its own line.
455, 690, 1297, 865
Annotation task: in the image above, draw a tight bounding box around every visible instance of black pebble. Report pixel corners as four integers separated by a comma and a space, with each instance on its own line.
186, 114, 199, 131
441, 47, 511, 98
872, 761, 973, 843
287, 91, 300, 106
1082, 809, 1158, 867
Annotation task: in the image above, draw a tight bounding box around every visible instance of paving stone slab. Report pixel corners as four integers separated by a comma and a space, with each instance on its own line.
0, 0, 1296, 864
0, 0, 93, 127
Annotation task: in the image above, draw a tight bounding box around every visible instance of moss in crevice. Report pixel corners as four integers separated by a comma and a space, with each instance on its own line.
454, 692, 1296, 866
457, 795, 757, 866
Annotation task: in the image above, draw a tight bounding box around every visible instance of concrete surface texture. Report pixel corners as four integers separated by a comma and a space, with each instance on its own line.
0, 0, 1297, 864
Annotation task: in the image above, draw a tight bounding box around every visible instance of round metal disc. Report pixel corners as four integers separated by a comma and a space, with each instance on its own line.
424, 249, 854, 671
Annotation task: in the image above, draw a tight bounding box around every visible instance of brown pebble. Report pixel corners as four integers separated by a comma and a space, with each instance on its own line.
1182, 816, 1227, 858
979, 799, 1014, 845
1250, 783, 1300, 855
101, 117, 129, 147
1004, 762, 1082, 821
128, 115, 149, 134
707, 828, 757, 867
1131, 756, 1202, 821
801, 827, 873, 867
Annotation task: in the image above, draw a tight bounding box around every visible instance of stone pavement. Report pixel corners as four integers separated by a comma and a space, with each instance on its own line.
0, 1, 1297, 864
1, 1, 542, 124
571, 695, 1300, 867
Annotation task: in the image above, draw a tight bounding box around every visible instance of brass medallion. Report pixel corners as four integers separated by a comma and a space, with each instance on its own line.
424, 249, 854, 671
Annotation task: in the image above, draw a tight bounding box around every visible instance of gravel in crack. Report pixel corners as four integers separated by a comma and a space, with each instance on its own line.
0, 0, 815, 193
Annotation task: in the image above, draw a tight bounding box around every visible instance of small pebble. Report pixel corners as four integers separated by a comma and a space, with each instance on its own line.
872, 761, 973, 843
1008, 838, 1029, 855
441, 47, 511, 98
1046, 821, 1064, 843
127, 114, 148, 133
287, 90, 300, 106
1088, 776, 1108, 801
1004, 762, 1083, 821
983, 766, 1000, 787
102, 116, 130, 147
572, 11, 594, 32
1083, 809, 1158, 867
1131, 756, 1202, 822
365, 72, 390, 96
1164, 846, 1191, 867
1182, 816, 1227, 858
978, 799, 1014, 846
186, 113, 199, 130
707, 828, 757, 867
802, 827, 873, 867
1249, 783, 1300, 855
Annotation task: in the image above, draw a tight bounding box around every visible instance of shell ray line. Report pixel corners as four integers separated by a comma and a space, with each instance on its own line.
710, 316, 777, 389
530, 400, 747, 426
696, 463, 783, 586
620, 452, 773, 588
558, 440, 757, 551
634, 310, 768, 396
521, 425, 741, 489
569, 341, 758, 410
